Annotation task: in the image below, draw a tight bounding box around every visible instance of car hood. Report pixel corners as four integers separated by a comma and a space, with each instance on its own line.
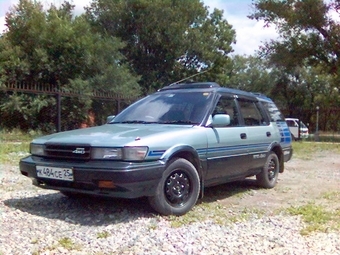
32, 124, 197, 147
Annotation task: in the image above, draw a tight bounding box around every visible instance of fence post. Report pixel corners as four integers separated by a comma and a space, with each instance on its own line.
315, 106, 319, 141
56, 84, 61, 132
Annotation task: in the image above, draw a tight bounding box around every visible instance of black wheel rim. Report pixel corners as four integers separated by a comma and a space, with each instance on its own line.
267, 158, 277, 181
164, 170, 191, 207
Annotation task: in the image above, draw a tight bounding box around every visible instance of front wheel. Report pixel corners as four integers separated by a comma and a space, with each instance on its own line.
256, 152, 279, 189
148, 158, 200, 216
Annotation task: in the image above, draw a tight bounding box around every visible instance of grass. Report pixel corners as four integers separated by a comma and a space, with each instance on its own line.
167, 200, 265, 228
292, 140, 340, 159
97, 231, 110, 239
0, 129, 41, 142
58, 237, 74, 249
0, 129, 36, 164
286, 201, 340, 235
0, 140, 30, 164
31, 237, 82, 254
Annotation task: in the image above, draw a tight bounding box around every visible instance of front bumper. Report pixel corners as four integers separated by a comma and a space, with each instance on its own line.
19, 156, 165, 198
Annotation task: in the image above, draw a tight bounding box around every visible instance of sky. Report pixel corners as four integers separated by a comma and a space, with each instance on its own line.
0, 0, 278, 55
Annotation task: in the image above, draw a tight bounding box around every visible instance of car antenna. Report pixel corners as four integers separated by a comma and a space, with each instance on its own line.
169, 69, 210, 86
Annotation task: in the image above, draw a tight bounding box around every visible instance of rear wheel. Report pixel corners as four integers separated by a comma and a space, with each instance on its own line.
148, 158, 200, 216
256, 152, 279, 189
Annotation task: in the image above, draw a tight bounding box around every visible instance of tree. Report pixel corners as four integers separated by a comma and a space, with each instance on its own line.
249, 0, 340, 75
85, 0, 236, 93
249, 0, 340, 132
225, 55, 273, 94
0, 0, 140, 131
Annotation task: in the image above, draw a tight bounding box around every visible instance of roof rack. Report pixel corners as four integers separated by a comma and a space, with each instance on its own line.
159, 82, 220, 91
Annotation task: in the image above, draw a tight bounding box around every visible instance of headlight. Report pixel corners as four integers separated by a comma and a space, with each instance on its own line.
91, 146, 148, 161
123, 146, 148, 161
30, 143, 45, 156
91, 148, 123, 160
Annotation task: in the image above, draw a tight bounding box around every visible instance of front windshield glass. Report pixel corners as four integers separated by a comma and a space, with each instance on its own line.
300, 121, 307, 128
112, 91, 213, 125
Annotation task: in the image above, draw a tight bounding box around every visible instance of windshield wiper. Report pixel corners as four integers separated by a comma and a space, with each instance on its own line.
113, 120, 161, 124
112, 120, 198, 125
160, 120, 198, 125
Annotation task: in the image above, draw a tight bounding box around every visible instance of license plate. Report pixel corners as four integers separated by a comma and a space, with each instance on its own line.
36, 166, 74, 181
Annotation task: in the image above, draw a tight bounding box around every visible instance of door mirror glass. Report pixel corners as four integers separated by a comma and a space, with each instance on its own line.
211, 114, 231, 127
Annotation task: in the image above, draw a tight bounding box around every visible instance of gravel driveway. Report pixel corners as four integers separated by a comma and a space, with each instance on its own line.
1, 150, 340, 255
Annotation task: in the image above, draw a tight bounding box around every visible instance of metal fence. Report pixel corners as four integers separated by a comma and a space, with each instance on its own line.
1, 82, 340, 138
0, 82, 138, 132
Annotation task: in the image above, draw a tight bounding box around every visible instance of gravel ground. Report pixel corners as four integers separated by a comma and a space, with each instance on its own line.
1, 160, 340, 255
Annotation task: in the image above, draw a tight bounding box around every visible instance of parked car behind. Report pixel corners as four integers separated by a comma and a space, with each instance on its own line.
285, 118, 309, 140
20, 82, 293, 216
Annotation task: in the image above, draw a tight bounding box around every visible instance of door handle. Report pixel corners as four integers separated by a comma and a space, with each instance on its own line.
266, 132, 271, 137
240, 133, 247, 139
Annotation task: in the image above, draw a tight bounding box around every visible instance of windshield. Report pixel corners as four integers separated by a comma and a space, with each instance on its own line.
112, 91, 213, 125
300, 121, 308, 128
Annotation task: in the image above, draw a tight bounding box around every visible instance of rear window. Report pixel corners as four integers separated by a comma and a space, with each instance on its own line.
261, 101, 285, 122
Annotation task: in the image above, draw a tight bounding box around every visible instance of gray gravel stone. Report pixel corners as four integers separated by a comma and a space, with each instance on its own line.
1, 164, 340, 255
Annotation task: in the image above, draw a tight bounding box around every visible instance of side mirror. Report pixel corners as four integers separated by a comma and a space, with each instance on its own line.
211, 114, 231, 127
106, 115, 115, 123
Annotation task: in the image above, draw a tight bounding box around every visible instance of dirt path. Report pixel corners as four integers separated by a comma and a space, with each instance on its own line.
214, 151, 340, 212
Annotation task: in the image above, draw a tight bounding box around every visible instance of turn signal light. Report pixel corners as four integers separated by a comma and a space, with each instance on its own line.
98, 180, 115, 189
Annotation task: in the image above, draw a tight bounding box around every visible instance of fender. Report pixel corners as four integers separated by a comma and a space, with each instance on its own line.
267, 141, 285, 173
160, 144, 207, 197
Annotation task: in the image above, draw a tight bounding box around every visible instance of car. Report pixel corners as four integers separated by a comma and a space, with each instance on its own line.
20, 82, 293, 216
285, 118, 309, 140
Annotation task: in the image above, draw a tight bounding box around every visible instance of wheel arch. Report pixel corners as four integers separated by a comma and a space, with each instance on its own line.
161, 145, 203, 176
269, 143, 284, 173
160, 145, 204, 196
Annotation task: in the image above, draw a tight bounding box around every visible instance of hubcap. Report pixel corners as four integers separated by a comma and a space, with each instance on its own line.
165, 171, 190, 206
268, 159, 276, 180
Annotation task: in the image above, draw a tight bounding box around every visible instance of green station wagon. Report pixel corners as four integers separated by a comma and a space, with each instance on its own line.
20, 82, 293, 215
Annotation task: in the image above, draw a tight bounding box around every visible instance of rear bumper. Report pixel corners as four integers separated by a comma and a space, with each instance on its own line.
283, 146, 293, 162
19, 156, 165, 198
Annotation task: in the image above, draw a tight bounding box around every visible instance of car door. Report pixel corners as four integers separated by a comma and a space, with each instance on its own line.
286, 119, 299, 138
204, 95, 249, 186
237, 98, 273, 172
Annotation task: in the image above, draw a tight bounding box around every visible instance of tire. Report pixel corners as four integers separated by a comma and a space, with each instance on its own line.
256, 152, 279, 189
148, 158, 200, 216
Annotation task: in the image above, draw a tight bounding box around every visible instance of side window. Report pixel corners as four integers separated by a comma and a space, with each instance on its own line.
213, 96, 239, 126
286, 120, 295, 127
238, 100, 267, 126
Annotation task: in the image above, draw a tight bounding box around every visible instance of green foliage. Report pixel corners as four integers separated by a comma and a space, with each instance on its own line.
249, 0, 340, 131
292, 141, 340, 159
85, 0, 236, 93
250, 0, 340, 75
0, 0, 141, 132
0, 92, 56, 131
0, 130, 34, 164
167, 201, 265, 228
96, 231, 110, 239
286, 202, 340, 235
0, 141, 30, 164
58, 237, 81, 250
225, 55, 273, 94
0, 129, 40, 141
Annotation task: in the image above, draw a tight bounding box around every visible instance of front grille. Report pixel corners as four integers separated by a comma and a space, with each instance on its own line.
45, 143, 91, 160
